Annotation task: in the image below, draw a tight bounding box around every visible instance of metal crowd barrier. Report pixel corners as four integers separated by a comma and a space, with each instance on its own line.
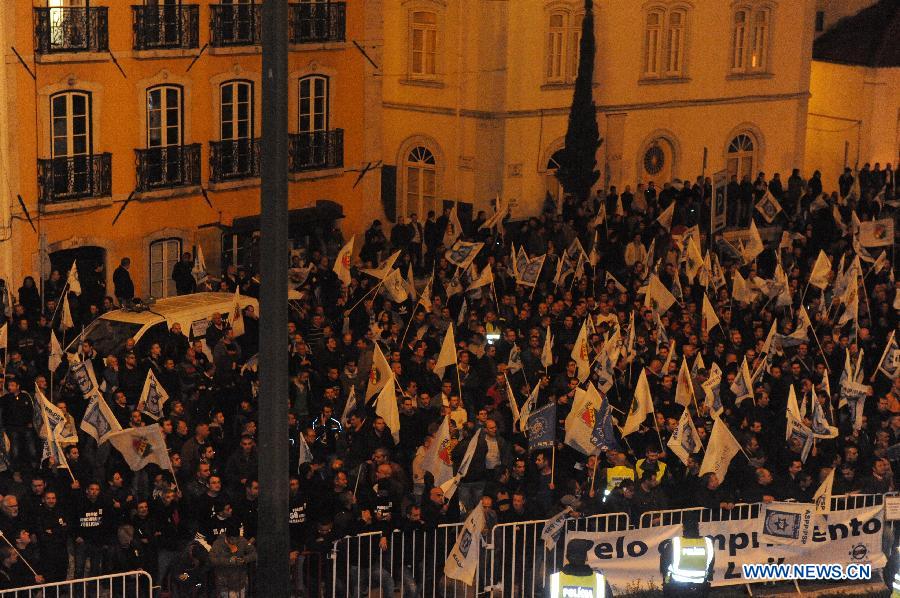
327, 493, 893, 598
0, 570, 154, 598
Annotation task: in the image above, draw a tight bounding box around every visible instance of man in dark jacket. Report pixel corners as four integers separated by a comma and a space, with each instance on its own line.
73, 482, 110, 579
452, 419, 512, 512
112, 258, 135, 305
172, 252, 196, 296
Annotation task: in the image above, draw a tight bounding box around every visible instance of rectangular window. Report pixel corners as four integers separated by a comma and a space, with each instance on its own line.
732, 10, 747, 71
547, 13, 565, 81
221, 81, 252, 140
150, 238, 181, 298
664, 11, 684, 76
569, 15, 583, 82
51, 92, 91, 158
410, 11, 436, 77
643, 11, 661, 76
147, 86, 182, 147
299, 76, 328, 133
750, 10, 768, 70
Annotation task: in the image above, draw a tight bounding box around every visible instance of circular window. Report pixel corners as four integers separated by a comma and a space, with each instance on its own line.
644, 146, 665, 175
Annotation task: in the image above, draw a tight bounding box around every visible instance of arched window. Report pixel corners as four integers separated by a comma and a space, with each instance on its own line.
147, 85, 183, 147
726, 133, 756, 181
405, 145, 436, 217
643, 6, 688, 78
731, 6, 770, 73
298, 75, 328, 134
410, 11, 437, 78
220, 80, 253, 141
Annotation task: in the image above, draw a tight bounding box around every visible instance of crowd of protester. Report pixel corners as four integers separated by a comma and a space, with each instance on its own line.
0, 163, 896, 596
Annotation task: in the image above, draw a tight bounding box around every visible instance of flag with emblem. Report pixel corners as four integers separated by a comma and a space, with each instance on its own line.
361, 250, 401, 281
517, 254, 546, 287
590, 393, 622, 452
813, 469, 834, 515
656, 202, 675, 231
440, 428, 482, 499
644, 275, 677, 314
507, 343, 523, 374
541, 326, 554, 368
48, 331, 64, 373
541, 506, 574, 551
80, 391, 122, 444
684, 237, 704, 282
59, 293, 74, 331
365, 343, 392, 400
527, 402, 557, 452
702, 294, 720, 332
69, 360, 99, 397
836, 278, 859, 325
668, 409, 701, 466
518, 381, 540, 432
443, 205, 463, 248
67, 260, 82, 295
731, 271, 756, 304
139, 369, 170, 421
333, 236, 354, 286
755, 190, 783, 224
35, 387, 77, 444
675, 357, 695, 408
703, 363, 723, 419
809, 251, 832, 289
468, 265, 493, 290
504, 375, 520, 425
340, 386, 357, 427
422, 416, 455, 488
444, 505, 485, 584
786, 409, 815, 462
699, 418, 742, 482
479, 195, 507, 231
760, 502, 816, 546
811, 395, 837, 439
565, 383, 603, 455
571, 320, 591, 382
877, 331, 899, 380
192, 246, 208, 285
445, 241, 484, 270
858, 218, 894, 247
553, 252, 575, 288
622, 369, 653, 436
605, 271, 626, 293
108, 424, 173, 472
730, 358, 754, 406
382, 268, 409, 303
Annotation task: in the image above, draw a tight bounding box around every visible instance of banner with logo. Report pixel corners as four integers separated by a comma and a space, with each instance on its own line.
567, 505, 885, 591
712, 170, 728, 234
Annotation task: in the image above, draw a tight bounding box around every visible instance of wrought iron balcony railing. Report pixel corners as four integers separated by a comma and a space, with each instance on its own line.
38, 154, 112, 204
135, 144, 201, 192
132, 4, 199, 51
288, 2, 345, 44
209, 138, 261, 182
289, 130, 343, 173
34, 7, 109, 54
210, 3, 261, 47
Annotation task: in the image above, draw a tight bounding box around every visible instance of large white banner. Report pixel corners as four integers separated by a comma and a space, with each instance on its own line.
567, 506, 885, 592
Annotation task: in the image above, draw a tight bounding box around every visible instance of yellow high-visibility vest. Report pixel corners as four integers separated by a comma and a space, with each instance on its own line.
605, 465, 635, 491
636, 458, 667, 483
548, 571, 606, 598
665, 536, 714, 585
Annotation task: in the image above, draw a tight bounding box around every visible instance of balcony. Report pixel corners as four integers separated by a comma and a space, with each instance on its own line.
288, 2, 345, 44
209, 4, 260, 47
132, 4, 199, 51
289, 129, 343, 173
135, 144, 201, 192
34, 7, 109, 55
38, 154, 112, 205
209, 138, 260, 183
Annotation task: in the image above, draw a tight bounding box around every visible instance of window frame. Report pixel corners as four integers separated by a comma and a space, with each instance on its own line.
663, 8, 686, 77
404, 145, 437, 218
50, 90, 93, 159
546, 10, 568, 83
726, 133, 757, 182
149, 237, 182, 299
409, 10, 438, 79
298, 74, 329, 134
220, 79, 254, 141
642, 8, 664, 77
146, 84, 184, 148
730, 4, 771, 74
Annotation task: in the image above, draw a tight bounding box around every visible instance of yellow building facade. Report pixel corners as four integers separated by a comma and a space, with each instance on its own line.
2, 0, 383, 299
382, 0, 815, 220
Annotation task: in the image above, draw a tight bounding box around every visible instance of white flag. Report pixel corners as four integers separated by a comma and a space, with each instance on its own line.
361, 250, 401, 281
541, 327, 554, 368
138, 369, 170, 421
59, 294, 74, 331
702, 294, 720, 332
877, 330, 899, 379
435, 325, 457, 378
541, 506, 573, 551
297, 432, 314, 466
468, 265, 494, 290
622, 369, 654, 437
644, 275, 677, 315
699, 418, 742, 483
231, 288, 245, 338
419, 275, 433, 312
333, 236, 354, 286
565, 383, 603, 455
742, 221, 764, 264
731, 271, 756, 304
605, 271, 626, 293
48, 331, 64, 373
443, 205, 463, 248
518, 382, 540, 432
108, 424, 173, 472
444, 505, 484, 585
760, 502, 816, 546
67, 260, 82, 296
382, 269, 410, 303
192, 246, 208, 285
730, 358, 754, 406
441, 429, 482, 499
668, 408, 701, 466
836, 278, 859, 325
813, 469, 834, 515
808, 251, 832, 289
80, 391, 122, 444
656, 202, 675, 231
504, 376, 520, 424
755, 190, 783, 224
406, 264, 417, 303
375, 375, 401, 444
365, 343, 392, 400
674, 357, 695, 408
571, 320, 591, 383
422, 417, 455, 488
340, 386, 357, 427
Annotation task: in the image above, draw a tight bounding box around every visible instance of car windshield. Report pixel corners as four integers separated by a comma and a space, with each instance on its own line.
71, 319, 143, 356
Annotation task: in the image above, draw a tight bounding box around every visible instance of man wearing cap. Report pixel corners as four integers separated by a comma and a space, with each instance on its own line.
659, 511, 715, 597
547, 538, 613, 597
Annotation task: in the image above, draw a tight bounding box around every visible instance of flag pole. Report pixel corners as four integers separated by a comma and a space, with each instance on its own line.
345, 279, 385, 316
399, 299, 421, 348
588, 455, 599, 498
652, 410, 665, 452
0, 532, 40, 578
550, 443, 556, 488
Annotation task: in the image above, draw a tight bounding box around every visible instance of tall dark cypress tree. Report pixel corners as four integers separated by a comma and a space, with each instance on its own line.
555, 0, 602, 201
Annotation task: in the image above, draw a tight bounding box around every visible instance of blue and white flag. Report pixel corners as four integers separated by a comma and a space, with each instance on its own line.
445, 505, 485, 585
139, 369, 170, 421
80, 391, 122, 444
517, 254, 546, 287
667, 409, 701, 466
811, 396, 837, 439
445, 241, 484, 270
760, 502, 816, 546
877, 330, 899, 380
541, 506, 573, 551
69, 360, 99, 397
527, 402, 557, 453
786, 411, 815, 463
590, 397, 621, 452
